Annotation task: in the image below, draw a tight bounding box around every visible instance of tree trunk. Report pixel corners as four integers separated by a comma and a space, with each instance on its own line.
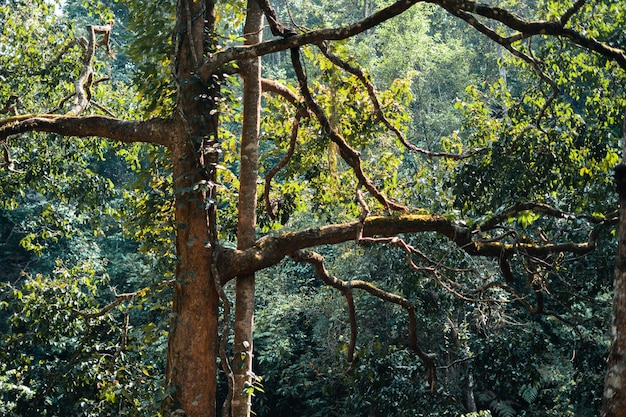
231, 2, 263, 416
164, 141, 219, 416
603, 113, 626, 416
162, 1, 220, 416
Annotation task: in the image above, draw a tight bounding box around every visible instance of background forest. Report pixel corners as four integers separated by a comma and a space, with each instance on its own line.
1, 0, 624, 416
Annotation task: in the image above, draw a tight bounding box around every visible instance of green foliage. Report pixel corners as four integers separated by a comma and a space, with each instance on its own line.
123, 0, 177, 115
1, 1, 622, 416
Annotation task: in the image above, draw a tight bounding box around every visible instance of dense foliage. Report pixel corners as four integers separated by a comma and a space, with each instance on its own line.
1, 0, 624, 416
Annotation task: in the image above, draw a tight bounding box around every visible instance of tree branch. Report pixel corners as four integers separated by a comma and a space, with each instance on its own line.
199, 0, 626, 82
67, 22, 114, 116
290, 47, 407, 212
291, 248, 437, 391
73, 290, 139, 320
198, 0, 421, 79
0, 114, 174, 146
217, 213, 600, 282
435, 0, 626, 69
317, 42, 486, 160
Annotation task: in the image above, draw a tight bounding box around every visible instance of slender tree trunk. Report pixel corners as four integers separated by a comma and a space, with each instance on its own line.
163, 1, 220, 416
603, 112, 626, 416
231, 2, 263, 416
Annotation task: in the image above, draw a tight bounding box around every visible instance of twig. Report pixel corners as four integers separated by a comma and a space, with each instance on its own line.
317, 42, 486, 160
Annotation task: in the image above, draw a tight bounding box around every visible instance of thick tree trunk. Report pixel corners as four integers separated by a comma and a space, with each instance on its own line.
603, 115, 626, 416
231, 2, 264, 416
164, 141, 219, 416
162, 1, 220, 416
603, 163, 626, 416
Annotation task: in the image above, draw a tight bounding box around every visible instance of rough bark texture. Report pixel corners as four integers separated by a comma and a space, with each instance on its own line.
231, 2, 263, 416
162, 1, 220, 416
602, 153, 626, 413
165, 137, 219, 416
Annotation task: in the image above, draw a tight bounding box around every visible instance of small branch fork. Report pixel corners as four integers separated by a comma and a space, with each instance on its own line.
65, 22, 115, 116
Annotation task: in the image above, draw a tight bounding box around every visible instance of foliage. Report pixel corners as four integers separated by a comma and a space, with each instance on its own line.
1, 0, 624, 416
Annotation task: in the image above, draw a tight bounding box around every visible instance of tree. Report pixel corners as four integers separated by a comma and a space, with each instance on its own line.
1, 0, 626, 416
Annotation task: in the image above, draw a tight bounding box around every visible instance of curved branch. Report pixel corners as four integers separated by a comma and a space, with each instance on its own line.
290, 47, 406, 212
0, 114, 174, 146
255, 0, 297, 37
436, 0, 626, 69
317, 42, 485, 160
68, 22, 114, 116
199, 0, 421, 79
217, 213, 599, 282
200, 0, 626, 83
291, 249, 437, 391
73, 290, 139, 320
260, 78, 305, 114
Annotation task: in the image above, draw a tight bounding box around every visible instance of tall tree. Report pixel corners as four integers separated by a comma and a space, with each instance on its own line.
2, 1, 626, 416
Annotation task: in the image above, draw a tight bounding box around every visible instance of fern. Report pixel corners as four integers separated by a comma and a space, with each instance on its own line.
477, 390, 497, 403
519, 383, 539, 404
491, 400, 516, 417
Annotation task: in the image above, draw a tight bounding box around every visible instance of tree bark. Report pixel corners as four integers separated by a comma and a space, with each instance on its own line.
164, 138, 219, 416
162, 1, 220, 416
231, 2, 263, 416
602, 114, 626, 417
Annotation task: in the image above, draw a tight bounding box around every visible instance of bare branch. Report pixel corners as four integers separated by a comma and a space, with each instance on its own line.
199, 0, 421, 79
291, 248, 437, 391
200, 0, 626, 84
260, 78, 305, 114
217, 211, 601, 282
255, 0, 298, 37
73, 290, 139, 320
436, 0, 626, 69
560, 0, 586, 27
67, 22, 114, 116
0, 114, 174, 147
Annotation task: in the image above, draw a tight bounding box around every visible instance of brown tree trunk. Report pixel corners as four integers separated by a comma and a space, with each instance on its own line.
604, 113, 626, 416
164, 141, 219, 416
231, 2, 263, 416
162, 1, 220, 416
